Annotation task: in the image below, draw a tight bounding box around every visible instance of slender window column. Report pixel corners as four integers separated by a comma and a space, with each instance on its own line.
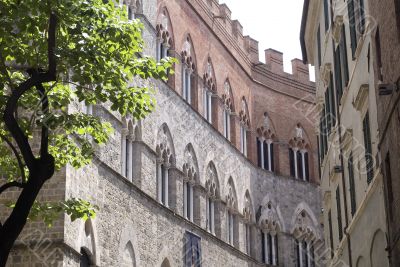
157, 161, 162, 202
162, 44, 169, 59
230, 212, 234, 244
164, 164, 169, 207
301, 150, 307, 181
127, 136, 133, 181
157, 40, 161, 61
307, 241, 312, 267
294, 148, 299, 179
189, 184, 194, 221
267, 140, 273, 171
207, 92, 212, 122
264, 233, 270, 264
227, 111, 231, 140
204, 89, 208, 119
183, 181, 188, 218
210, 200, 215, 234
187, 70, 192, 104
272, 234, 277, 265
182, 67, 187, 100
243, 128, 248, 156
299, 240, 303, 267
240, 126, 244, 152
260, 138, 265, 169
223, 109, 227, 136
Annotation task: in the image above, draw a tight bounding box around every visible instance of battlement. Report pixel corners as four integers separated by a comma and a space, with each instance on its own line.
193, 0, 312, 83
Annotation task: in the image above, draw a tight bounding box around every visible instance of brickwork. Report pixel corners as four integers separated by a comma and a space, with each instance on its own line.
1, 0, 325, 266
368, 0, 400, 265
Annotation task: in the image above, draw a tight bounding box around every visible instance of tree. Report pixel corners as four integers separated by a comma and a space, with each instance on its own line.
0, 0, 174, 264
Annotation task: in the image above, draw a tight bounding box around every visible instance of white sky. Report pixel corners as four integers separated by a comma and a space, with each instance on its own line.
221, 0, 314, 79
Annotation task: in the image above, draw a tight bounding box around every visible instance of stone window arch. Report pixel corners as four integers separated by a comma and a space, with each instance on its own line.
121, 118, 138, 182
239, 97, 250, 157
182, 144, 199, 223
205, 162, 220, 236
156, 8, 174, 62
202, 57, 217, 124
121, 241, 136, 267
370, 229, 389, 267
289, 123, 311, 181
226, 177, 239, 248
256, 112, 277, 172
79, 219, 98, 267
259, 199, 281, 266
222, 80, 235, 141
161, 258, 171, 267
156, 124, 176, 207
243, 190, 255, 256
291, 206, 321, 267
181, 35, 197, 107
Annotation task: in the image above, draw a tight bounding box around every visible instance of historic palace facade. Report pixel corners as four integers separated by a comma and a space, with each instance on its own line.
3, 0, 325, 266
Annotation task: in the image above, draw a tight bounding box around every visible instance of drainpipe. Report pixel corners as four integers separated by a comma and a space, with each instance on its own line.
336, 98, 353, 267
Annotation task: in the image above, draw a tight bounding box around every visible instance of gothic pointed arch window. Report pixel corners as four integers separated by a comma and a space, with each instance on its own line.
183, 144, 199, 223
80, 219, 98, 267
256, 112, 276, 172
205, 162, 219, 235
243, 191, 254, 256
156, 9, 174, 62
259, 199, 281, 266
289, 123, 311, 181
291, 206, 322, 267
181, 35, 197, 105
239, 98, 250, 156
156, 124, 176, 207
203, 58, 216, 123
222, 80, 235, 141
226, 178, 238, 247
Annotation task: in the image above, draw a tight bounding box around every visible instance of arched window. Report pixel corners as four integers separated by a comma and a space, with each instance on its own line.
292, 207, 321, 267
289, 124, 310, 181
183, 145, 198, 222
203, 58, 216, 123
156, 124, 175, 207
156, 10, 173, 62
259, 200, 281, 266
226, 178, 238, 247
121, 119, 136, 182
80, 248, 93, 267
222, 81, 234, 141
123, 0, 140, 20
243, 191, 254, 256
205, 162, 219, 235
181, 36, 196, 105
256, 114, 276, 172
239, 98, 250, 156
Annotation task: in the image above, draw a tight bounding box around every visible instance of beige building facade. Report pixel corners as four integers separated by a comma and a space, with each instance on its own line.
301, 0, 389, 266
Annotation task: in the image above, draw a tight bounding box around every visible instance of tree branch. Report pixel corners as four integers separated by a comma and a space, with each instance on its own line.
0, 134, 26, 182
0, 51, 14, 89
0, 181, 24, 195
35, 84, 49, 158
47, 11, 57, 79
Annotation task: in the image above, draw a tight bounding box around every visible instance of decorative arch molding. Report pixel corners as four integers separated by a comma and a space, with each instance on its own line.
156, 123, 176, 166
290, 202, 320, 240
239, 97, 251, 128
225, 176, 238, 212
118, 226, 141, 266
243, 190, 255, 223
77, 219, 100, 265
202, 57, 217, 92
256, 112, 277, 140
183, 143, 199, 183
156, 7, 174, 48
259, 195, 285, 233
288, 123, 312, 150
122, 116, 142, 142
180, 34, 197, 71
222, 79, 235, 111
205, 161, 220, 199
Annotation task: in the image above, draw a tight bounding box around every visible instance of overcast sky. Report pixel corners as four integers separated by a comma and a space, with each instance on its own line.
221, 0, 312, 77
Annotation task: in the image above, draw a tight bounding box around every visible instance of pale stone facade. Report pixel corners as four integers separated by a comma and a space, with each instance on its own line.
301, 0, 389, 266
2, 0, 325, 266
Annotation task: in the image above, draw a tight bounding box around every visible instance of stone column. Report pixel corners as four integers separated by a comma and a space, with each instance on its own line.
157, 160, 162, 202
267, 139, 273, 171
260, 138, 265, 169
189, 183, 194, 221
164, 163, 170, 207
294, 148, 299, 179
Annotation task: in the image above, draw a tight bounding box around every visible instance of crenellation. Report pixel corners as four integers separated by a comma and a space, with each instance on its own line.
265, 48, 284, 73
244, 36, 259, 64
232, 20, 243, 38
218, 3, 231, 20
291, 58, 310, 82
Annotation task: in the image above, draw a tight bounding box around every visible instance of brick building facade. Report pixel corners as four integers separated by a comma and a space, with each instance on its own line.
368, 0, 400, 266
2, 0, 325, 266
